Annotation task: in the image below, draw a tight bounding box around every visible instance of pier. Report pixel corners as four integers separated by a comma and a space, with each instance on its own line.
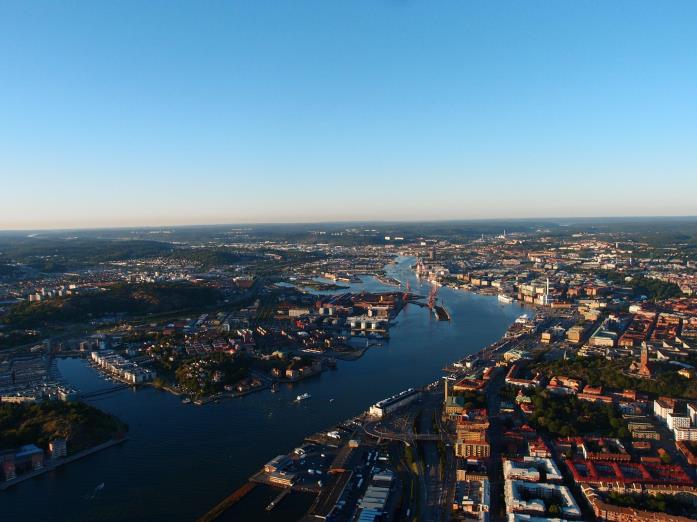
197, 481, 257, 522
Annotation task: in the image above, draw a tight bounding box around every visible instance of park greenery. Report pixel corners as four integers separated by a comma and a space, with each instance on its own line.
453, 390, 487, 410
2, 282, 221, 329
168, 248, 245, 268
528, 390, 629, 438
0, 238, 173, 271
0, 330, 40, 350
606, 492, 696, 518
535, 356, 697, 399
0, 263, 21, 278
593, 270, 682, 300
631, 276, 683, 301
0, 401, 127, 453
175, 353, 250, 398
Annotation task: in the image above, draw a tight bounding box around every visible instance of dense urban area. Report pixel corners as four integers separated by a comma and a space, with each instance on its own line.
3, 219, 697, 521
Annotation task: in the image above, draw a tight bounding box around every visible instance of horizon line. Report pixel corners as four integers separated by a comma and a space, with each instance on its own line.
2, 214, 697, 234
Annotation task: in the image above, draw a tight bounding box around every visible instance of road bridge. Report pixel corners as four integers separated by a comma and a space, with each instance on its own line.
81, 383, 131, 398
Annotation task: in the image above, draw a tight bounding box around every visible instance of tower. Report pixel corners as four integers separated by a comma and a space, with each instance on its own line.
639, 343, 652, 377
640, 344, 648, 367
543, 277, 551, 306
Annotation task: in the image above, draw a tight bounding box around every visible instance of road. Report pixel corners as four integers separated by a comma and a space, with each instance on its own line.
435, 399, 456, 522
484, 367, 506, 522
415, 392, 449, 522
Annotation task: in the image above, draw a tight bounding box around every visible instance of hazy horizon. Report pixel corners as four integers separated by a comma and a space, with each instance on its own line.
2, 214, 697, 234
2, 1, 696, 228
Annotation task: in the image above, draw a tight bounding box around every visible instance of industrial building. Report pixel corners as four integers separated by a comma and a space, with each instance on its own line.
355, 470, 395, 522
368, 388, 421, 418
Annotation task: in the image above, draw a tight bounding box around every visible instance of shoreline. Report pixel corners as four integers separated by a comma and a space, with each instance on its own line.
0, 437, 128, 491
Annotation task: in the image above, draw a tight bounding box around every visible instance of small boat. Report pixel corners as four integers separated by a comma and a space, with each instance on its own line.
329, 398, 335, 403
295, 393, 311, 402
497, 294, 514, 304
181, 398, 191, 404
88, 482, 105, 499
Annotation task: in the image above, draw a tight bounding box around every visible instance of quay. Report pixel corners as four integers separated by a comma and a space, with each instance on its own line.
373, 274, 402, 287
250, 471, 321, 494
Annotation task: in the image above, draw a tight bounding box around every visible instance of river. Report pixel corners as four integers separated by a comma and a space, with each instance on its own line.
3, 257, 522, 521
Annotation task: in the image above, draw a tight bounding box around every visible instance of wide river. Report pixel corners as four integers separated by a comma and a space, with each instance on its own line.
4, 257, 522, 521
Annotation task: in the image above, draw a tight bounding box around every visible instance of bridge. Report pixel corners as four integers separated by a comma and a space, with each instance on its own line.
81, 383, 132, 399
362, 423, 447, 445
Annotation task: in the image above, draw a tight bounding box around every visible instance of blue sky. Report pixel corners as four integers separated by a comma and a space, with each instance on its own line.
1, 1, 696, 229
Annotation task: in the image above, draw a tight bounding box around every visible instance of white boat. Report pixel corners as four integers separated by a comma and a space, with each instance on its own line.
89, 482, 105, 499
295, 393, 311, 402
497, 294, 514, 304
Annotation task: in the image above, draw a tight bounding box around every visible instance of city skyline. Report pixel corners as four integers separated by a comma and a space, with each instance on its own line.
3, 3, 697, 520
2, 1, 697, 228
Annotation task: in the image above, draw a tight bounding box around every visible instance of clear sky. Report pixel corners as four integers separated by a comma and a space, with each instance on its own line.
1, 1, 696, 229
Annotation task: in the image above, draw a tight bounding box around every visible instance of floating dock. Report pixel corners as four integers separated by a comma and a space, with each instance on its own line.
433, 304, 450, 321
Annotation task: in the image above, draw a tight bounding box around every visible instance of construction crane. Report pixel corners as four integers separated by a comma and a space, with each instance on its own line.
427, 285, 438, 309
402, 280, 411, 302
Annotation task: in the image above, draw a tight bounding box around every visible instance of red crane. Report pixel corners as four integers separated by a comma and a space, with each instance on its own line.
428, 285, 438, 309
